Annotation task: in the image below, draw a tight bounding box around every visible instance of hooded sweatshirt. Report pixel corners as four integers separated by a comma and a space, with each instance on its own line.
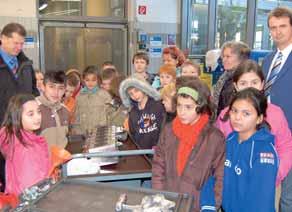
128, 97, 165, 149
0, 128, 50, 195
119, 77, 165, 149
222, 128, 278, 212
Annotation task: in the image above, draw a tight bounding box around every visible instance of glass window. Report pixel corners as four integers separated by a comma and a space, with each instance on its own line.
39, 0, 125, 18
86, 0, 125, 18
254, 0, 292, 50
215, 0, 248, 48
42, 25, 127, 74
39, 0, 81, 16
189, 0, 209, 55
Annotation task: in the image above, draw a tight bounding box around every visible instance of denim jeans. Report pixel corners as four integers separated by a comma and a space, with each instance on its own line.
280, 169, 292, 212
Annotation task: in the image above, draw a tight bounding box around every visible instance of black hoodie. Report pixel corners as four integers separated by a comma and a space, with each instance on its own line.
128, 97, 166, 149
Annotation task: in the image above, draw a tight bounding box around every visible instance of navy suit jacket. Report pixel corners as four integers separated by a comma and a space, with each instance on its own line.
262, 50, 292, 130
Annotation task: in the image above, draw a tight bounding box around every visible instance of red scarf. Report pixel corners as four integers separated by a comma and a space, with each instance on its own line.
172, 114, 209, 176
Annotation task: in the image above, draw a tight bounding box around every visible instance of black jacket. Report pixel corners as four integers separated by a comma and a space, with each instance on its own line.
0, 51, 39, 123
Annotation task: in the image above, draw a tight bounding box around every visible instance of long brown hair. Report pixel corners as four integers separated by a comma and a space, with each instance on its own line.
1, 94, 36, 147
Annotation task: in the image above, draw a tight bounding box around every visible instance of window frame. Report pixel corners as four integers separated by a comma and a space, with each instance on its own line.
37, 0, 128, 73
181, 0, 275, 58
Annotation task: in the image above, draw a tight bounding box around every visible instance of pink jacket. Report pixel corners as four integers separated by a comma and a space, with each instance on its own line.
0, 128, 50, 195
216, 103, 292, 186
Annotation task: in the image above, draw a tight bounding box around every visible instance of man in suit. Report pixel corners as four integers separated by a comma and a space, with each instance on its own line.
262, 7, 292, 212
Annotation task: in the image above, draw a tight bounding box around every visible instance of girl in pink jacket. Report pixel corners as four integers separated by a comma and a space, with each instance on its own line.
0, 94, 50, 195
216, 60, 292, 187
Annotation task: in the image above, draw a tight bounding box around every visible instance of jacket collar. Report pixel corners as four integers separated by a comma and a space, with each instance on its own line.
37, 95, 63, 111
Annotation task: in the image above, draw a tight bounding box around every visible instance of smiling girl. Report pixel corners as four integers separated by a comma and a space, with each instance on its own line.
0, 94, 50, 195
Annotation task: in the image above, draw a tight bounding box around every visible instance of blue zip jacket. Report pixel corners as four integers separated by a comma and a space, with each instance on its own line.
200, 176, 216, 211
222, 128, 279, 212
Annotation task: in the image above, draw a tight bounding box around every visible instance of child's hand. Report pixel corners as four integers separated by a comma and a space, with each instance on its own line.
123, 118, 129, 132
49, 146, 72, 180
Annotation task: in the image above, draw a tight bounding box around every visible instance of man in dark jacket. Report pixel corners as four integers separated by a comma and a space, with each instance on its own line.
0, 22, 39, 192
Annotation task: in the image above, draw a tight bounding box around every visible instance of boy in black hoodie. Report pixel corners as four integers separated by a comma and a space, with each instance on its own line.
119, 76, 166, 149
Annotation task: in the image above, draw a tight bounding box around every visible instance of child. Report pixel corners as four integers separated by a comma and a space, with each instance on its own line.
222, 88, 278, 212
119, 76, 166, 149
63, 73, 80, 124
106, 75, 128, 127
132, 52, 155, 84
152, 78, 225, 211
0, 94, 50, 195
100, 67, 119, 92
101, 61, 117, 72
35, 69, 45, 95
158, 64, 176, 89
74, 66, 112, 134
160, 82, 176, 123
65, 68, 82, 99
216, 60, 292, 188
181, 60, 201, 77
36, 71, 69, 148
152, 46, 186, 89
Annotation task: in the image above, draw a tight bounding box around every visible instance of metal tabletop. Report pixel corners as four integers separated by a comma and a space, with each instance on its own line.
63, 136, 153, 182
19, 179, 193, 212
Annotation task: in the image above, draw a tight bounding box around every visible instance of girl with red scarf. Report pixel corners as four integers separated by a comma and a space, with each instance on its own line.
152, 78, 225, 211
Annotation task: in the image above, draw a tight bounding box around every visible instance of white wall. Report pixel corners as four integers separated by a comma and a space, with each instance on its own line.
136, 0, 180, 23
0, 0, 36, 17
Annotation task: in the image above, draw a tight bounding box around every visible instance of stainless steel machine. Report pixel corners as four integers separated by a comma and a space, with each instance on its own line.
15, 179, 194, 212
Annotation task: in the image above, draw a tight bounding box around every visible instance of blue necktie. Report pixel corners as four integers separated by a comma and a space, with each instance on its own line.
265, 52, 283, 97
9, 57, 18, 75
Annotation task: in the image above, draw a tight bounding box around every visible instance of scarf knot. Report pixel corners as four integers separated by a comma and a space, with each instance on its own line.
172, 113, 209, 176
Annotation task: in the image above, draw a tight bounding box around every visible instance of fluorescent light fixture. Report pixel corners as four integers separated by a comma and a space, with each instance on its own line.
39, 3, 48, 11
39, 0, 48, 11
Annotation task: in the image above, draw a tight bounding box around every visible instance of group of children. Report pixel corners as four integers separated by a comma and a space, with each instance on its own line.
152, 59, 284, 212
126, 50, 288, 212
0, 47, 290, 212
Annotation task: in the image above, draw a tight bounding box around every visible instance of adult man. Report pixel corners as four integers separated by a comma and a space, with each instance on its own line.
0, 23, 38, 191
262, 7, 292, 212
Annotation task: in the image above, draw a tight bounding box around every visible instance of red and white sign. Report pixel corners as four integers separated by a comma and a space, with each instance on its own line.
138, 5, 147, 15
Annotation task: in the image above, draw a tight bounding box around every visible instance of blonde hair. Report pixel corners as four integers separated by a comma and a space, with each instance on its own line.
160, 82, 176, 99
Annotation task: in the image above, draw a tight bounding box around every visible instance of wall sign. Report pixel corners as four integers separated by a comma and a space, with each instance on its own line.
149, 35, 162, 47
138, 5, 147, 15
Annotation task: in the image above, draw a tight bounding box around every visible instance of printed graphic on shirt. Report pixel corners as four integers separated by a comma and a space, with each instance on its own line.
138, 113, 158, 134
225, 159, 232, 168
260, 152, 275, 165
234, 165, 242, 175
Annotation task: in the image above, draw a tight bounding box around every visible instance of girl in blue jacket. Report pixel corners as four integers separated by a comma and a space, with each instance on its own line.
222, 88, 278, 212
